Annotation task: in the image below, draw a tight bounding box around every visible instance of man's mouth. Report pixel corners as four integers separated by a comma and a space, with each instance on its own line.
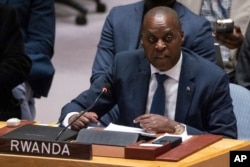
155, 54, 168, 59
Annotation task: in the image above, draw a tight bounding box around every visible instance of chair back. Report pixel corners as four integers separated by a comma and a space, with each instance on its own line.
229, 83, 250, 140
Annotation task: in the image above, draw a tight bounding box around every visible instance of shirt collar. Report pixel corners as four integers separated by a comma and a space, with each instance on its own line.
150, 52, 183, 82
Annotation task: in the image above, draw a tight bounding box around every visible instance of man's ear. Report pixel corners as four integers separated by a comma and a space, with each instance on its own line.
181, 31, 185, 44
140, 39, 143, 46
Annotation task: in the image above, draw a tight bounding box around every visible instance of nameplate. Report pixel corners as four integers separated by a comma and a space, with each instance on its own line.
0, 138, 92, 160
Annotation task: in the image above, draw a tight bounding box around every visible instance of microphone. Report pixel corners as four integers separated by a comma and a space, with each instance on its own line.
55, 84, 110, 141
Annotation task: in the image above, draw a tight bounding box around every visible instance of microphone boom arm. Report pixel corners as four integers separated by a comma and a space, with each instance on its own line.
55, 86, 109, 141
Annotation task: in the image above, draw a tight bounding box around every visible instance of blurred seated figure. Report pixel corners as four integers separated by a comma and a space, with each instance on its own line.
0, 0, 56, 120
178, 0, 250, 82
235, 23, 250, 90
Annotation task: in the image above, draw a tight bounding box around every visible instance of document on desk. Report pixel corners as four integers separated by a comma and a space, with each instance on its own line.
104, 123, 192, 145
104, 123, 156, 137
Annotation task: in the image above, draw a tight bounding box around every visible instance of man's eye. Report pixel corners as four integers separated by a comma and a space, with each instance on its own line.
148, 36, 157, 43
165, 35, 173, 43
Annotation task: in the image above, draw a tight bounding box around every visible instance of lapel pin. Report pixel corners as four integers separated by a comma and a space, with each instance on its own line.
186, 86, 191, 91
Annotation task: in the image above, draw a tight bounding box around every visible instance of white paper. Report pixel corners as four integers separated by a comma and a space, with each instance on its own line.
104, 123, 193, 147
104, 123, 192, 143
104, 123, 156, 137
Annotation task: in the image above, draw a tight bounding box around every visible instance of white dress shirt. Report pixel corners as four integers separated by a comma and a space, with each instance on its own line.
146, 53, 183, 120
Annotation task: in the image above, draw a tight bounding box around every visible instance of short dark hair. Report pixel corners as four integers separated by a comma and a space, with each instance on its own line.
143, 6, 182, 31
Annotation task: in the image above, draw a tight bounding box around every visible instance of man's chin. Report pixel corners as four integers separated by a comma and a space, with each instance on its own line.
153, 64, 169, 71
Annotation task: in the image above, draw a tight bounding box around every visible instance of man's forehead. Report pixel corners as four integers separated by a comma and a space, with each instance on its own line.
147, 15, 174, 27
144, 27, 174, 34
154, 13, 166, 21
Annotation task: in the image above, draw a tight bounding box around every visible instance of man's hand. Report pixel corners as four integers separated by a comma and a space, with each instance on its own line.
69, 111, 99, 131
214, 25, 244, 49
133, 114, 179, 134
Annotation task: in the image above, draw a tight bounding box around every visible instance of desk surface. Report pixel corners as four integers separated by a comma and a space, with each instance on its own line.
0, 122, 250, 167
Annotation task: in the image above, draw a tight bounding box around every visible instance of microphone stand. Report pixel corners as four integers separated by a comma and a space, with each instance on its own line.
55, 86, 109, 141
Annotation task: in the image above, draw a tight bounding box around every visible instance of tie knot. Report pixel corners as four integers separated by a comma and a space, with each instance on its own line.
155, 73, 168, 84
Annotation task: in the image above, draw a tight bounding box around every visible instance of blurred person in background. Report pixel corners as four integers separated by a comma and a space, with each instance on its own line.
235, 23, 250, 90
0, 4, 31, 120
178, 0, 250, 83
0, 0, 56, 120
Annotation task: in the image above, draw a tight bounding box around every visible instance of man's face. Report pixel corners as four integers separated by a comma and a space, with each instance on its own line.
141, 14, 184, 71
144, 0, 176, 9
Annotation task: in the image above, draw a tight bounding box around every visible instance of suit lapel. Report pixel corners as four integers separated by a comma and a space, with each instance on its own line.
128, 3, 144, 50
129, 57, 150, 116
175, 51, 195, 122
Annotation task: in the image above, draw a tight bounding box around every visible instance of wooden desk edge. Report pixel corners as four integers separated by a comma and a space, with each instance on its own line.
1, 121, 250, 167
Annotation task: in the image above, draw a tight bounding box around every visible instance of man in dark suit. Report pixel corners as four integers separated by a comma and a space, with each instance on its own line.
93, 0, 217, 125
0, 4, 32, 120
59, 6, 237, 139
91, 0, 215, 82
0, 0, 55, 120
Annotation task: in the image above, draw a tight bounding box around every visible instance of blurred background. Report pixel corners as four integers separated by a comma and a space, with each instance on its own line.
36, 0, 138, 123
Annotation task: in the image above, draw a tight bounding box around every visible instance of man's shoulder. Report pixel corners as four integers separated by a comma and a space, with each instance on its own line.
116, 49, 144, 60
110, 1, 143, 12
182, 48, 225, 75
113, 49, 145, 69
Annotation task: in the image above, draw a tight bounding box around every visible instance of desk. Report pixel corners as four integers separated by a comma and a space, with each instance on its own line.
0, 122, 250, 167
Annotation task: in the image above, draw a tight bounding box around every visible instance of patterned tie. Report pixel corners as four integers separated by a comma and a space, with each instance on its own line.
217, 0, 228, 18
150, 73, 168, 115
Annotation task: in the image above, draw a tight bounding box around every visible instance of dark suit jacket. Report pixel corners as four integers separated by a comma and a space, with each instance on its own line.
60, 48, 237, 139
91, 1, 216, 82
0, 4, 31, 120
0, 0, 56, 97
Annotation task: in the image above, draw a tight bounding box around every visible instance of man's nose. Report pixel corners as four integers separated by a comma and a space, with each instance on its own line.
155, 39, 166, 50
